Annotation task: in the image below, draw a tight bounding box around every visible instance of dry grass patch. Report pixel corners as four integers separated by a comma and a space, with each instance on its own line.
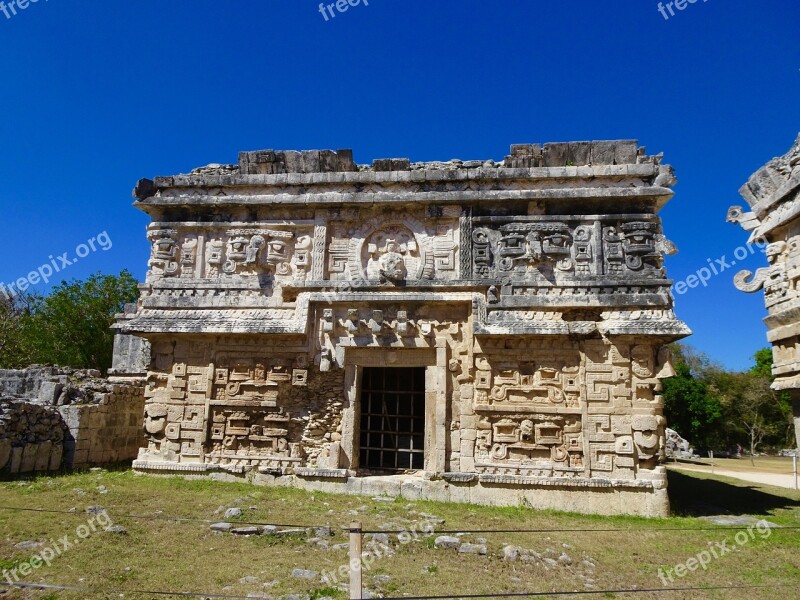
0, 468, 797, 599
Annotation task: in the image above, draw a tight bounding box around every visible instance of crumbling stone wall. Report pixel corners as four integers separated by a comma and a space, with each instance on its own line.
60, 383, 145, 467
0, 400, 66, 473
286, 370, 345, 468
0, 366, 145, 474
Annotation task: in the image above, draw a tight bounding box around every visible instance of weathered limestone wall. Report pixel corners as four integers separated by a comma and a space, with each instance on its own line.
124, 141, 689, 517
0, 400, 66, 474
730, 134, 800, 448
0, 366, 145, 474
61, 385, 145, 467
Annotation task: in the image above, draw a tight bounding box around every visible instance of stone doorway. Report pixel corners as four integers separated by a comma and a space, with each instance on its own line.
358, 367, 426, 472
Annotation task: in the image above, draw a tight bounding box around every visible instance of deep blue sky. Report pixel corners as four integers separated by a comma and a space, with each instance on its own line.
1, 0, 798, 371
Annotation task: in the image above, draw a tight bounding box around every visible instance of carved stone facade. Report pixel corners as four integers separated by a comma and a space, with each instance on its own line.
121, 141, 689, 516
730, 134, 800, 449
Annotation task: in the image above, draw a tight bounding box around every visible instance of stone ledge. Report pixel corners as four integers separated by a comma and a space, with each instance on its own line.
294, 468, 352, 480
442, 473, 478, 483
138, 186, 673, 209
132, 460, 214, 473
477, 474, 654, 489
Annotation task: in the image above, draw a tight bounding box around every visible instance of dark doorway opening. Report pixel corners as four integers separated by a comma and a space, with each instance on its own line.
359, 367, 426, 472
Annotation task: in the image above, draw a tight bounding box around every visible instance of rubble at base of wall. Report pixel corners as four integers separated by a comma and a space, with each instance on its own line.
0, 366, 145, 475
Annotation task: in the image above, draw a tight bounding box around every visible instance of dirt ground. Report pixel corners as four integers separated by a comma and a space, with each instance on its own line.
669, 456, 800, 490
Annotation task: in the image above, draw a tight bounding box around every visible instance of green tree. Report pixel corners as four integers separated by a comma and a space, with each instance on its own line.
751, 347, 774, 379
662, 345, 723, 450
18, 271, 139, 373
0, 293, 35, 368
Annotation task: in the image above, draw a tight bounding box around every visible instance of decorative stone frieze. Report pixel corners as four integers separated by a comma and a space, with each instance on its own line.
120, 141, 689, 516
730, 134, 800, 447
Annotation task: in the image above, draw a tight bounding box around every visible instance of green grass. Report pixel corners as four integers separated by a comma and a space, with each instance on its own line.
0, 467, 798, 599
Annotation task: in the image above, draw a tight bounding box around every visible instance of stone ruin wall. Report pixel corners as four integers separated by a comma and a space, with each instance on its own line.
730, 134, 800, 448
123, 141, 689, 516
0, 366, 145, 474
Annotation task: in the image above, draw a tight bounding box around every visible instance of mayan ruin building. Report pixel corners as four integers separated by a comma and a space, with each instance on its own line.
730, 134, 800, 449
117, 140, 690, 517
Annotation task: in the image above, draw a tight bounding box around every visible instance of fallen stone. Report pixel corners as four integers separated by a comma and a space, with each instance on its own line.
434, 535, 460, 549
224, 507, 243, 520
542, 557, 558, 569
503, 545, 519, 561
290, 568, 319, 579
315, 526, 334, 538
86, 505, 106, 515
275, 528, 306, 537
558, 552, 572, 566
14, 541, 40, 551
366, 533, 390, 545
458, 543, 487, 555
232, 527, 260, 536
210, 522, 233, 532
105, 526, 128, 534
239, 576, 259, 584
372, 496, 395, 503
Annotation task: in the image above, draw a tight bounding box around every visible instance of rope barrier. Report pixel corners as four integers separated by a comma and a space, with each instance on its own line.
378, 583, 800, 599
0, 581, 267, 598
3, 505, 799, 535
2, 580, 798, 599
0, 505, 326, 529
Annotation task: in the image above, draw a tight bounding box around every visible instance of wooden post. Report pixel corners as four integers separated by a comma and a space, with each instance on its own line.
349, 521, 363, 600
793, 454, 798, 491
709, 450, 714, 475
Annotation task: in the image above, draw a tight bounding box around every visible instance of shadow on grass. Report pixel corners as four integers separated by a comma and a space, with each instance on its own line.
0, 461, 134, 483
668, 469, 800, 516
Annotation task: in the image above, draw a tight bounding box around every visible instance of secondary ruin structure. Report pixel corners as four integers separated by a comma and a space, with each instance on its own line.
121, 141, 689, 516
729, 134, 800, 449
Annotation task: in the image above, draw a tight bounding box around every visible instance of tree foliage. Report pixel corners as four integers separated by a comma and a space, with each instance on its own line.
662, 345, 722, 450
0, 271, 139, 374
663, 343, 795, 453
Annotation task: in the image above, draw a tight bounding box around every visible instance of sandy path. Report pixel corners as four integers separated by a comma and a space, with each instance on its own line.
671, 465, 800, 490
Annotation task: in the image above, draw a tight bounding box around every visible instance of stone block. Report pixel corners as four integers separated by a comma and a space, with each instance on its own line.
20, 444, 38, 473
72, 449, 89, 466
34, 441, 52, 471
49, 444, 63, 471
460, 429, 477, 442
9, 447, 23, 473
460, 439, 475, 457
460, 456, 475, 472
0, 440, 10, 470
37, 381, 63, 405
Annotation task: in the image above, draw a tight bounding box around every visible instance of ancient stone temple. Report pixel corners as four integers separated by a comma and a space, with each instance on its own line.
121, 141, 689, 517
729, 134, 800, 449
